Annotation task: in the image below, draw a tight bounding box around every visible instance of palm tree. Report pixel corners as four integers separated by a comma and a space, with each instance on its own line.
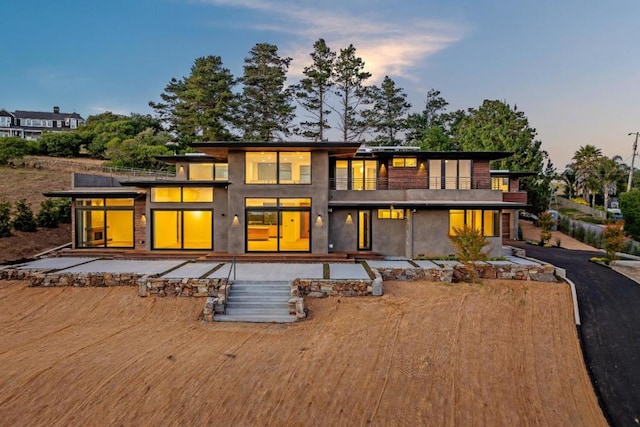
561, 164, 577, 199
573, 145, 603, 207
599, 155, 626, 210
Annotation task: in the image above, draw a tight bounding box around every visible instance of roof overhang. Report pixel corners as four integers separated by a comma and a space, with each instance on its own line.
355, 151, 514, 161
490, 170, 537, 178
189, 141, 362, 158
328, 200, 528, 209
119, 180, 230, 188
44, 188, 145, 198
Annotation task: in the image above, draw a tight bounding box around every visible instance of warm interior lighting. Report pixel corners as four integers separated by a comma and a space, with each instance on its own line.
315, 214, 323, 227
345, 213, 353, 225
141, 214, 146, 225
232, 214, 240, 226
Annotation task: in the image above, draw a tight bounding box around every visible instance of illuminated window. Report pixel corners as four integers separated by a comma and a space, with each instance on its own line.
75, 198, 135, 248
392, 157, 417, 168
449, 209, 499, 237
189, 163, 214, 181
333, 160, 377, 190
152, 210, 212, 250
429, 159, 472, 189
245, 198, 311, 252
151, 187, 213, 203
377, 208, 405, 219
214, 164, 228, 180
246, 152, 311, 184
491, 177, 509, 192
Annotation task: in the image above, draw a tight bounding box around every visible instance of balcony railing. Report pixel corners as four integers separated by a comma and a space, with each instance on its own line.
330, 176, 495, 190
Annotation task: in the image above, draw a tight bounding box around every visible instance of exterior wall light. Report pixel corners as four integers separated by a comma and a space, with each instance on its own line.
232, 214, 240, 226
315, 214, 323, 227
141, 214, 146, 225
345, 213, 353, 225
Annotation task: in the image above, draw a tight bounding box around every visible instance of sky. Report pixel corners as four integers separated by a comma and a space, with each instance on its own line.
1, 0, 639, 169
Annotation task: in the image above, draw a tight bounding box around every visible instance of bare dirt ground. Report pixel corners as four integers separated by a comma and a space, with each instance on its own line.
0, 279, 605, 426
519, 219, 596, 251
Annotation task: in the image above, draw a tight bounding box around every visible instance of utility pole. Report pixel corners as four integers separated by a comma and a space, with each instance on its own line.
628, 132, 640, 192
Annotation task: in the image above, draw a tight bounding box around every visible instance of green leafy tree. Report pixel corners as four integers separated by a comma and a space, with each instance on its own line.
293, 38, 335, 141
239, 43, 295, 141
599, 155, 626, 209
0, 137, 40, 165
80, 112, 162, 158
12, 199, 37, 232
105, 128, 172, 169
365, 76, 411, 145
36, 199, 60, 228
620, 189, 640, 240
406, 89, 461, 150
561, 164, 577, 199
332, 44, 372, 141
150, 55, 237, 144
0, 200, 11, 237
603, 220, 625, 260
453, 100, 554, 213
38, 132, 83, 157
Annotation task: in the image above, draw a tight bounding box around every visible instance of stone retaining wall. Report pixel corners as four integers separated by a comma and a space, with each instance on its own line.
376, 264, 557, 283
293, 278, 374, 298
140, 277, 226, 298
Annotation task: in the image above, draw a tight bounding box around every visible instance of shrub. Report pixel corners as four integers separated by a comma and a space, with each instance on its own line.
448, 225, 488, 282
53, 198, 72, 224
570, 197, 589, 206
12, 199, 37, 232
36, 199, 60, 228
620, 189, 640, 240
603, 221, 625, 260
0, 200, 11, 237
537, 211, 555, 245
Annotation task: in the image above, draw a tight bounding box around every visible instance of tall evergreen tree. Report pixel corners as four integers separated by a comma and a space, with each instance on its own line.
149, 55, 237, 145
294, 38, 335, 141
405, 89, 460, 150
365, 76, 411, 145
453, 100, 554, 214
239, 43, 295, 141
332, 44, 372, 142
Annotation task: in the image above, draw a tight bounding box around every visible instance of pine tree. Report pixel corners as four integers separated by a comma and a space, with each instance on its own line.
239, 43, 295, 141
365, 76, 411, 145
0, 200, 11, 238
12, 199, 37, 232
150, 55, 237, 145
332, 44, 372, 141
293, 38, 335, 141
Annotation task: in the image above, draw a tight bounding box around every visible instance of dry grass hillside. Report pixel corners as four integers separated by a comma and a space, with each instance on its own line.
0, 279, 606, 426
0, 156, 104, 263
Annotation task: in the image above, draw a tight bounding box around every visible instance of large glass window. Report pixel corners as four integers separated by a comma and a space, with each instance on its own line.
75, 198, 134, 248
152, 210, 212, 249
246, 152, 311, 184
377, 208, 405, 219
492, 177, 509, 192
333, 159, 377, 190
151, 187, 213, 203
429, 159, 472, 189
449, 209, 499, 237
245, 198, 311, 252
392, 157, 417, 168
189, 163, 214, 181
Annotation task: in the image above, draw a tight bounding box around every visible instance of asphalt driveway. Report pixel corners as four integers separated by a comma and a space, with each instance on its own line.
513, 243, 640, 427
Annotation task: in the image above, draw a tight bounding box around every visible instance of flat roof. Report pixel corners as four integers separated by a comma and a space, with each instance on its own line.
328, 200, 528, 209
189, 141, 362, 158
44, 188, 145, 198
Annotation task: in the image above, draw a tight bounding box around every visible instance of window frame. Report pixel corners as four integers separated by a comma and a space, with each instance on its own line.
449, 209, 500, 237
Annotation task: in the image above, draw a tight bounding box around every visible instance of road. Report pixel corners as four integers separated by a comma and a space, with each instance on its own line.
513, 243, 640, 427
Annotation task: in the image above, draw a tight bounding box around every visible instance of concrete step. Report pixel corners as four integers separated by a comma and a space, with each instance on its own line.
215, 313, 297, 323
226, 301, 290, 309
224, 307, 291, 315
229, 291, 291, 299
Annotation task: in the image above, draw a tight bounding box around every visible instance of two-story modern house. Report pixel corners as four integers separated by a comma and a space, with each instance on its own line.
0, 106, 84, 140
45, 141, 529, 259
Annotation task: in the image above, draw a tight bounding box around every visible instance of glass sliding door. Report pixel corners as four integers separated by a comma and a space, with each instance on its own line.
245, 198, 311, 252
152, 210, 213, 250
75, 198, 134, 248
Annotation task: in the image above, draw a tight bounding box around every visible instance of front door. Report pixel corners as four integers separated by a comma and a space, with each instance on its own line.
358, 210, 371, 250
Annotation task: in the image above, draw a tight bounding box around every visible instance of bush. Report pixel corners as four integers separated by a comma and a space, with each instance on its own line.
620, 189, 640, 240
537, 212, 555, 245
448, 225, 488, 282
0, 200, 11, 237
53, 198, 72, 224
570, 197, 589, 206
603, 221, 625, 260
12, 199, 37, 232
36, 199, 60, 228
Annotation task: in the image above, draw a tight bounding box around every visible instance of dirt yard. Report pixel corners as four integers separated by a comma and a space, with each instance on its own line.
0, 279, 605, 426
519, 219, 596, 251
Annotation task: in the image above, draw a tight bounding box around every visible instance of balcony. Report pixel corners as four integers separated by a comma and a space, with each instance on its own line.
330, 176, 494, 191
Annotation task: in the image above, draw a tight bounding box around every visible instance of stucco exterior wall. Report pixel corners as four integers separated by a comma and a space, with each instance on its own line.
372, 215, 406, 256
328, 209, 357, 252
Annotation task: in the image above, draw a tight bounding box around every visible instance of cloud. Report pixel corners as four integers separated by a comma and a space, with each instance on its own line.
196, 0, 466, 82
